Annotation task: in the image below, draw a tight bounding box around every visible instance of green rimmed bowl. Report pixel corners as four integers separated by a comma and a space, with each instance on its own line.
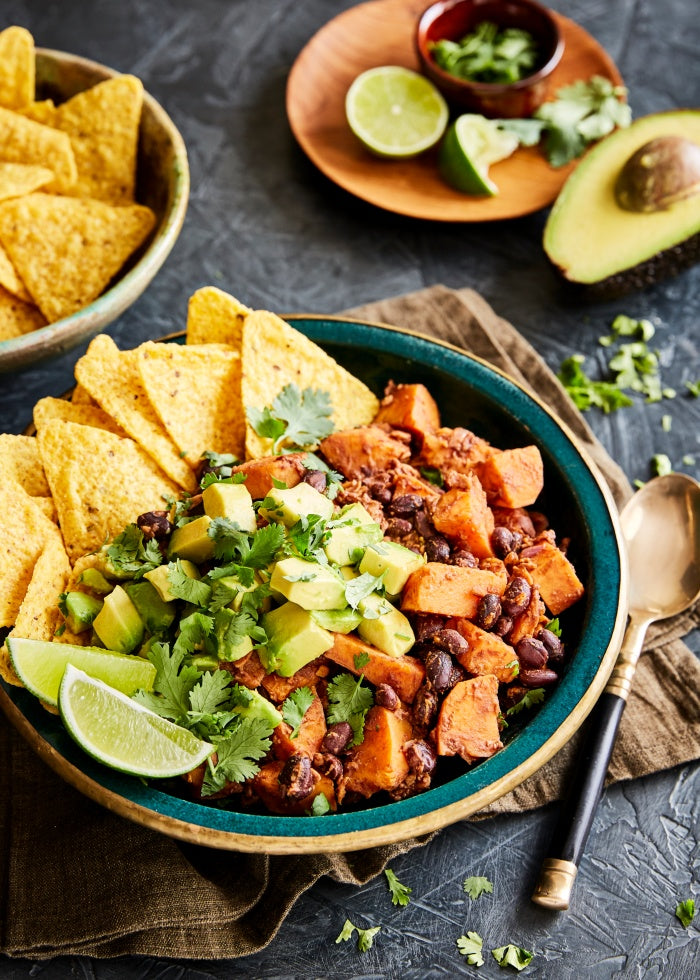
0, 48, 189, 373
0, 317, 627, 852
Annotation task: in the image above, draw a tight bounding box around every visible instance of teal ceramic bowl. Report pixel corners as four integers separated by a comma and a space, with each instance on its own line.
0, 48, 189, 373
0, 317, 627, 852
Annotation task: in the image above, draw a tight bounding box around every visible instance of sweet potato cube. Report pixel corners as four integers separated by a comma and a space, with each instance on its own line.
476, 445, 544, 508
414, 426, 495, 474
435, 675, 503, 764
325, 632, 425, 703
431, 475, 494, 558
401, 562, 507, 618
342, 706, 412, 798
523, 542, 584, 615
272, 691, 326, 761
261, 658, 329, 702
320, 426, 411, 480
451, 619, 519, 683
221, 650, 266, 689
230, 452, 306, 499
252, 760, 336, 815
374, 383, 440, 439
508, 585, 546, 645
389, 461, 442, 503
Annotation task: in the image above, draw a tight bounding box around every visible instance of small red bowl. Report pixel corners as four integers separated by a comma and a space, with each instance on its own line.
416, 0, 564, 118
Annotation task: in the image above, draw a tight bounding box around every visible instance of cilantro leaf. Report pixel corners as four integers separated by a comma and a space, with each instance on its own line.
202, 716, 273, 794
685, 380, 700, 398
246, 523, 286, 568
133, 641, 200, 722
535, 75, 631, 167
558, 355, 633, 413
335, 918, 380, 952
281, 686, 315, 738
105, 525, 163, 578
385, 868, 412, 906
208, 517, 252, 561
545, 617, 562, 637
188, 669, 232, 715
431, 21, 537, 85
173, 610, 214, 658
497, 117, 546, 146
491, 944, 534, 971
247, 383, 334, 453
675, 898, 695, 927
335, 919, 355, 944
326, 672, 374, 744
506, 688, 546, 716
353, 651, 370, 671
345, 570, 384, 610
419, 465, 444, 487
463, 875, 493, 899
651, 453, 673, 477
457, 931, 484, 967
167, 560, 212, 607
308, 792, 330, 816
284, 514, 329, 560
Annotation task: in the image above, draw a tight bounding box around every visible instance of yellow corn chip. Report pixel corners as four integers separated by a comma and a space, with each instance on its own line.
74, 334, 197, 491
33, 396, 127, 437
241, 310, 380, 458
0, 480, 57, 627
0, 107, 76, 194
37, 418, 181, 563
16, 99, 56, 125
7, 531, 71, 643
186, 286, 251, 346
0, 283, 45, 339
0, 241, 32, 302
136, 341, 245, 464
30, 496, 58, 523
53, 75, 143, 204
0, 433, 50, 495
0, 193, 155, 322
0, 26, 34, 111
71, 384, 96, 406
0, 161, 54, 201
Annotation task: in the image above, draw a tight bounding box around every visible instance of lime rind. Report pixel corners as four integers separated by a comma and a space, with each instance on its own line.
439, 114, 519, 196
58, 664, 212, 779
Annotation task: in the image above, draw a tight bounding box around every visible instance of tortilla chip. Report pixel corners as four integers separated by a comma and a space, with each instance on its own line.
0, 193, 155, 322
0, 161, 54, 201
37, 418, 181, 563
71, 384, 96, 406
16, 99, 56, 125
33, 396, 127, 437
0, 433, 50, 495
0, 480, 57, 627
136, 341, 245, 464
74, 334, 197, 491
53, 75, 143, 204
0, 107, 76, 194
30, 495, 58, 523
7, 531, 71, 643
0, 26, 34, 111
186, 287, 251, 347
0, 283, 45, 339
0, 242, 32, 302
241, 310, 380, 458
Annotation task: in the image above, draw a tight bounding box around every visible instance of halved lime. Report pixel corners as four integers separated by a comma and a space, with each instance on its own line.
58, 665, 212, 778
7, 636, 156, 707
439, 114, 519, 195
346, 65, 448, 158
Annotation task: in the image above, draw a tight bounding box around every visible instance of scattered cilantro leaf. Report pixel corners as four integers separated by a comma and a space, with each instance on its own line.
506, 688, 545, 716
308, 792, 331, 816
284, 514, 329, 560
558, 355, 632, 413
345, 570, 384, 610
326, 672, 374, 745
685, 380, 700, 398
457, 931, 484, 967
545, 618, 562, 637
133, 642, 201, 722
675, 898, 695, 927
167, 559, 212, 607
246, 523, 286, 567
651, 453, 673, 477
173, 610, 214, 659
105, 525, 163, 577
463, 875, 493, 899
188, 669, 232, 716
683, 454, 696, 466
419, 465, 444, 487
357, 924, 381, 952
208, 517, 252, 562
281, 686, 315, 738
247, 383, 334, 453
385, 868, 412, 906
353, 651, 370, 671
335, 919, 355, 944
491, 944, 534, 971
202, 716, 273, 794
497, 117, 545, 146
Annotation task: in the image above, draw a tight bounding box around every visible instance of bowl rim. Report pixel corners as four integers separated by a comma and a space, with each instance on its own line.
0, 315, 629, 853
0, 46, 190, 373
416, 0, 565, 94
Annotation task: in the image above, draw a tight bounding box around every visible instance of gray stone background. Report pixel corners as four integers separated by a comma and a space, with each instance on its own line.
1, 0, 699, 977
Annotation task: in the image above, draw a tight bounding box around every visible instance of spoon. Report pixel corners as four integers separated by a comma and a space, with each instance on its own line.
531, 472, 700, 910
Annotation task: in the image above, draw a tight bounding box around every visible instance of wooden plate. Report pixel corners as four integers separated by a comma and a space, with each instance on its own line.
286, 0, 624, 221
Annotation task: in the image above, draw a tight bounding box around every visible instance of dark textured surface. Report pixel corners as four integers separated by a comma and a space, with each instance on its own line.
1, 0, 699, 976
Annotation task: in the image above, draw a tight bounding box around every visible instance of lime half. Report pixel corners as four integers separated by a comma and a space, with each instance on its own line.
439, 114, 519, 195
7, 636, 156, 707
58, 664, 212, 778
346, 65, 448, 158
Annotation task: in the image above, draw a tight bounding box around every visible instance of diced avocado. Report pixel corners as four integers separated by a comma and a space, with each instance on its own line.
124, 580, 176, 634
206, 607, 255, 662
233, 686, 283, 729
310, 607, 362, 633
144, 560, 200, 602
92, 585, 144, 654
77, 568, 113, 595
359, 541, 426, 594
202, 482, 256, 532
190, 654, 220, 671
270, 556, 347, 610
168, 515, 214, 563
60, 591, 103, 634
357, 592, 415, 657
92, 548, 133, 581
340, 565, 359, 581
259, 601, 334, 676
259, 483, 334, 526
215, 574, 258, 611
324, 505, 383, 566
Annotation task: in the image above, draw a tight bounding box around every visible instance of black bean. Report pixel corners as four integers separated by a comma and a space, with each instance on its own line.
516, 636, 548, 670
312, 753, 343, 781
413, 684, 439, 729
452, 549, 478, 567
136, 510, 172, 540
537, 627, 564, 662
403, 739, 437, 776
321, 721, 353, 755
491, 526, 516, 558
413, 614, 445, 640
429, 628, 469, 658
375, 683, 399, 711
520, 668, 558, 688
390, 493, 423, 515
278, 755, 316, 799
413, 510, 435, 538
386, 518, 413, 537
474, 593, 501, 630
501, 576, 531, 617
424, 649, 455, 694
493, 615, 513, 638
425, 536, 451, 562
302, 469, 327, 493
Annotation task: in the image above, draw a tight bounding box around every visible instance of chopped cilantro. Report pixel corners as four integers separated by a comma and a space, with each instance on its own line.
134, 642, 202, 723
683, 454, 696, 466
506, 688, 545, 716
345, 570, 384, 610
651, 453, 673, 477
167, 560, 212, 607
545, 617, 562, 637
281, 686, 315, 737
419, 465, 444, 487
534, 76, 631, 167
202, 716, 274, 795
105, 525, 163, 578
302, 452, 344, 499
384, 868, 412, 906
457, 931, 484, 967
685, 380, 700, 398
431, 21, 538, 85
463, 875, 493, 899
173, 610, 214, 658
335, 918, 380, 952
284, 513, 329, 560
208, 517, 253, 562
675, 898, 695, 927
558, 355, 632, 413
200, 450, 238, 475
308, 792, 331, 816
326, 672, 374, 745
491, 944, 534, 971
353, 651, 370, 671
247, 383, 334, 453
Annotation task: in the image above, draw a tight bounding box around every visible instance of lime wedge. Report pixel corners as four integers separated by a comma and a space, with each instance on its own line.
346, 65, 448, 158
439, 114, 519, 195
7, 636, 156, 707
58, 664, 212, 778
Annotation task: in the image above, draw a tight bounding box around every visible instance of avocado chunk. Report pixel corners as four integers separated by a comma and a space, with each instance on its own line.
60, 591, 103, 634
357, 593, 415, 657
259, 483, 334, 526
259, 601, 334, 676
202, 482, 256, 532
144, 560, 200, 602
205, 607, 255, 662
124, 580, 176, 634
213, 574, 258, 611
544, 110, 700, 297
269, 556, 347, 610
92, 585, 144, 654
359, 541, 426, 595
324, 504, 384, 566
233, 686, 283, 729
310, 607, 362, 633
168, 515, 215, 563
77, 567, 113, 594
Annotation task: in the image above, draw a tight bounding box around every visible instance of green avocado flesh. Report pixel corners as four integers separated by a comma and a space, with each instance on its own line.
544, 111, 700, 293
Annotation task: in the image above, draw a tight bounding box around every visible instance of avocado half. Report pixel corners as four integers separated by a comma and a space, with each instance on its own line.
543, 110, 700, 298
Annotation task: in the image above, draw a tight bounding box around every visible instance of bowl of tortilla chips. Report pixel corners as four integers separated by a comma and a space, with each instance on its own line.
0, 25, 190, 372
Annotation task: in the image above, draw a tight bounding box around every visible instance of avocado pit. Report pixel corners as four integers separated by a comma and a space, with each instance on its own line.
614, 136, 700, 213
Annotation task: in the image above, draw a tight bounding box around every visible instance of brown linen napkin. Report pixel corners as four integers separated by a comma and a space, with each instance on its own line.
2, 285, 699, 959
